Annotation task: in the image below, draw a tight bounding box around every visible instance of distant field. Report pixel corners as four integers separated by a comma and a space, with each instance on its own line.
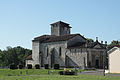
0, 69, 120, 80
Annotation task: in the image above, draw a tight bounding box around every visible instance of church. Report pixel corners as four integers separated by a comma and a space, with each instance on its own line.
26, 21, 106, 69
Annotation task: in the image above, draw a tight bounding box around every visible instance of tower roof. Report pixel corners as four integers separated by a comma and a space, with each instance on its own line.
50, 21, 72, 28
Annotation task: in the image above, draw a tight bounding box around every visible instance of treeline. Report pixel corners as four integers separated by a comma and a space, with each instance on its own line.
0, 46, 32, 67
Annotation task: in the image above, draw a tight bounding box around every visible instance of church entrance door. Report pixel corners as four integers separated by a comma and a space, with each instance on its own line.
95, 59, 99, 68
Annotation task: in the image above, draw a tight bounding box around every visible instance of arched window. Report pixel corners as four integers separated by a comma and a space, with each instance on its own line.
59, 47, 62, 56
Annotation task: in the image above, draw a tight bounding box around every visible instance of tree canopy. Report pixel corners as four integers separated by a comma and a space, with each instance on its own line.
0, 46, 31, 67
86, 38, 94, 43
109, 40, 120, 46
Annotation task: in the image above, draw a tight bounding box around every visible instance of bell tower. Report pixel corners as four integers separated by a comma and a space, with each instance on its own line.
50, 21, 72, 36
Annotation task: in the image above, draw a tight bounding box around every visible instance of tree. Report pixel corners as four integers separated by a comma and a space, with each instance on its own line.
86, 38, 94, 43
109, 40, 120, 46
0, 46, 32, 67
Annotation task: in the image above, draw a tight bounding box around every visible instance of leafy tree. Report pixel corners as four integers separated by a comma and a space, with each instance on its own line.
109, 40, 120, 46
0, 46, 32, 67
86, 38, 94, 43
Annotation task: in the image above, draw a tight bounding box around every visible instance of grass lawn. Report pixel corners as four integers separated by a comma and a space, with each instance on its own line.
0, 69, 120, 80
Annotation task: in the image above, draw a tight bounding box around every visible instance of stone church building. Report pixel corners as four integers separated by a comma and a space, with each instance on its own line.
26, 21, 106, 69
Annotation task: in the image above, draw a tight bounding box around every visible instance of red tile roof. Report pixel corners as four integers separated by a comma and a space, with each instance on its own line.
26, 55, 32, 60
33, 34, 86, 43
50, 21, 72, 28
51, 21, 69, 25
68, 41, 106, 49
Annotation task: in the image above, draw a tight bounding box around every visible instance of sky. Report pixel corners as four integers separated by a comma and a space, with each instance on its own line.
0, 0, 120, 50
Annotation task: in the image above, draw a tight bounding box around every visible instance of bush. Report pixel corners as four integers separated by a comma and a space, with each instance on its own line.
27, 64, 32, 69
44, 64, 49, 69
59, 71, 75, 75
54, 64, 60, 69
59, 71, 64, 75
18, 65, 24, 69
10, 64, 18, 69
65, 71, 75, 75
35, 64, 40, 69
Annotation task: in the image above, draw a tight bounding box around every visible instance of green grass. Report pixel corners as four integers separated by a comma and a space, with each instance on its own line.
0, 69, 120, 80
0, 69, 48, 76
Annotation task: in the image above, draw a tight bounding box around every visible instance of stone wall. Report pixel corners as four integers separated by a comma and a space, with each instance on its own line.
60, 26, 70, 35
40, 41, 67, 68
32, 41, 40, 66
66, 48, 87, 69
87, 49, 105, 68
26, 60, 34, 66
51, 25, 59, 36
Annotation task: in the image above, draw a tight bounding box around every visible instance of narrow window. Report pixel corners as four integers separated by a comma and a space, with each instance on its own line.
47, 47, 49, 57
59, 47, 62, 56
75, 49, 76, 53
81, 48, 82, 53
75, 49, 77, 55
69, 49, 71, 54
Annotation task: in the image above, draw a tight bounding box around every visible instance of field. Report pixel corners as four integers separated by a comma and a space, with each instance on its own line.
0, 69, 120, 80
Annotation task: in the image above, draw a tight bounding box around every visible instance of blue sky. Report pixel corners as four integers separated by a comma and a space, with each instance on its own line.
0, 0, 120, 50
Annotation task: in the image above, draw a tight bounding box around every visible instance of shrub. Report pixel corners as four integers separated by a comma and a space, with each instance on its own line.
10, 64, 18, 69
35, 64, 40, 69
54, 64, 60, 69
65, 71, 75, 75
59, 71, 75, 75
27, 64, 32, 69
44, 64, 49, 69
59, 71, 64, 75
18, 65, 24, 69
